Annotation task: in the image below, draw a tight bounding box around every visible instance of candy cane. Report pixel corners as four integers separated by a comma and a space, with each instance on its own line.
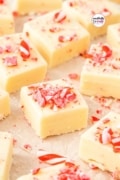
37, 149, 67, 165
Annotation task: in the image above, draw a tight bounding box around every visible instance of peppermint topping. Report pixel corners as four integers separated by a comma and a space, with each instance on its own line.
0, 0, 4, 4
28, 83, 77, 109
84, 44, 112, 65
53, 11, 67, 23
19, 40, 30, 59
3, 56, 17, 67
58, 34, 77, 43
95, 118, 120, 153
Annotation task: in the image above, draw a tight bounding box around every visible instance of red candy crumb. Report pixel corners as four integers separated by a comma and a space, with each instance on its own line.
68, 73, 80, 80
32, 167, 40, 175
90, 116, 99, 123
23, 144, 32, 151
19, 40, 30, 59
0, 0, 4, 4
53, 11, 66, 23
3, 56, 18, 67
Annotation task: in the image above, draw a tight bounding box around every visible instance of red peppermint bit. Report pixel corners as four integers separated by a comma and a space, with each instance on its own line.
58, 34, 77, 43
32, 167, 40, 175
68, 73, 80, 80
12, 11, 19, 17
102, 118, 110, 124
69, 1, 77, 6
3, 56, 18, 67
19, 40, 30, 59
113, 146, 120, 153
89, 163, 99, 170
100, 127, 112, 144
91, 116, 99, 123
102, 45, 112, 58
111, 136, 120, 146
53, 11, 66, 23
13, 138, 17, 145
49, 26, 62, 33
23, 144, 32, 151
5, 45, 13, 53
101, 8, 111, 16
0, 0, 4, 4
96, 109, 102, 114
51, 165, 90, 180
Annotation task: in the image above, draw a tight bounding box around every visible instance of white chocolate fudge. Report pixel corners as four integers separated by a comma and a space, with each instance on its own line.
79, 111, 120, 172
17, 160, 90, 180
20, 79, 88, 138
0, 131, 13, 180
107, 23, 120, 50
80, 43, 120, 99
0, 33, 47, 93
63, 0, 120, 38
0, 89, 10, 120
0, 4, 14, 36
23, 10, 90, 68
6, 0, 62, 15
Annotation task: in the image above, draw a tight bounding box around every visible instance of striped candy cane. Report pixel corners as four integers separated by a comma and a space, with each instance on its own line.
37, 149, 69, 166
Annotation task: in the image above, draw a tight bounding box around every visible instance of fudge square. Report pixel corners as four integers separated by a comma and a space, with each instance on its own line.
0, 131, 13, 180
20, 79, 88, 138
6, 0, 62, 15
0, 4, 14, 36
80, 43, 120, 99
107, 23, 120, 50
17, 150, 90, 180
0, 89, 10, 120
0, 33, 47, 93
79, 111, 120, 172
23, 9, 90, 68
63, 0, 120, 39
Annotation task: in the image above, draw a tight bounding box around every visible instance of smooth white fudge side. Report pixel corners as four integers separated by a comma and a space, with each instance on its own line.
79, 111, 120, 172
23, 9, 90, 68
0, 89, 10, 120
0, 131, 13, 180
0, 5, 15, 36
20, 79, 88, 138
6, 0, 62, 15
80, 43, 120, 99
107, 23, 120, 50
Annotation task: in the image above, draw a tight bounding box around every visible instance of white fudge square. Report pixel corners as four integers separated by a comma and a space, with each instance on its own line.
80, 43, 120, 99
0, 33, 47, 93
63, 0, 120, 38
0, 89, 10, 120
20, 79, 88, 138
6, 0, 62, 15
107, 23, 120, 50
23, 9, 90, 68
0, 5, 15, 36
0, 131, 13, 180
79, 111, 120, 172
